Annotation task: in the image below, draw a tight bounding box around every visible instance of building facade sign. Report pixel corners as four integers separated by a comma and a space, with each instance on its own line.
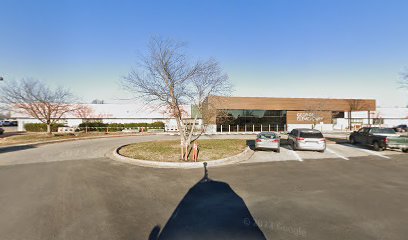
287, 111, 332, 124
296, 112, 323, 122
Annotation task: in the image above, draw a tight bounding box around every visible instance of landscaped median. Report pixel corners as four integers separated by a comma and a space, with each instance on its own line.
111, 139, 253, 168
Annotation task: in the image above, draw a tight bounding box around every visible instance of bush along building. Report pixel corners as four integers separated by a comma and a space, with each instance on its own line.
12, 103, 193, 132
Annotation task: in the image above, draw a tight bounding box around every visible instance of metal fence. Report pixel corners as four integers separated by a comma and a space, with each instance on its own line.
75, 126, 165, 133
217, 124, 287, 133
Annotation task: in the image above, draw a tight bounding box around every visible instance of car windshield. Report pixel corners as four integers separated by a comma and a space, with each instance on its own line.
259, 133, 276, 139
371, 128, 396, 134
299, 131, 324, 138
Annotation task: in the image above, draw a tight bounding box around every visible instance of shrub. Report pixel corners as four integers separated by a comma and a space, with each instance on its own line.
78, 121, 108, 132
24, 123, 65, 132
78, 121, 108, 128
77, 121, 165, 132
148, 121, 165, 128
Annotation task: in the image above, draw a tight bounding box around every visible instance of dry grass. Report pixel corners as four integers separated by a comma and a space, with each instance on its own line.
0, 132, 141, 147
0, 133, 75, 146
118, 139, 247, 162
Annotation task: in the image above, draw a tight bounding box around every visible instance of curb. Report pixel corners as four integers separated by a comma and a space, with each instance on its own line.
108, 145, 254, 169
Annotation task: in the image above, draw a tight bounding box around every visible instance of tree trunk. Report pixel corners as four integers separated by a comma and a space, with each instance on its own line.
175, 117, 186, 160
46, 124, 52, 135
184, 115, 199, 161
180, 137, 184, 161
184, 144, 189, 161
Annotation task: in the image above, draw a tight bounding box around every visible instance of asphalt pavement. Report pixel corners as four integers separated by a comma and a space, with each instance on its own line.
0, 135, 408, 240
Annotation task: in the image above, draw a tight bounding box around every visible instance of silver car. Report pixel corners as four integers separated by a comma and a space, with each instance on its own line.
288, 128, 326, 152
255, 132, 280, 152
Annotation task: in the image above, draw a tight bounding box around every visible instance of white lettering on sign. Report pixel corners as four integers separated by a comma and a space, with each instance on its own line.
296, 113, 323, 122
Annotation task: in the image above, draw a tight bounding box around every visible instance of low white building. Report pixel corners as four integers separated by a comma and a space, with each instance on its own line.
12, 103, 198, 132
11, 102, 408, 133
339, 107, 408, 129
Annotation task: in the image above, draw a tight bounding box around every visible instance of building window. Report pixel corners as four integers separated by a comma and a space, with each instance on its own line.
216, 109, 287, 132
332, 111, 344, 118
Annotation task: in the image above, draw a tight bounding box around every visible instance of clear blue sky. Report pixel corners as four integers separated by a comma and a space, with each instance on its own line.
1, 0, 408, 107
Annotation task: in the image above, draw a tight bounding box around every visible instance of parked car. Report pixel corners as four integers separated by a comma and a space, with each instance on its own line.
288, 128, 326, 152
0, 121, 12, 126
0, 127, 4, 135
255, 132, 280, 152
349, 127, 408, 152
393, 124, 408, 133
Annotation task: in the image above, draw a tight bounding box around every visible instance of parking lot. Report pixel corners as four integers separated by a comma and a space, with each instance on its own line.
1, 134, 408, 239
243, 138, 405, 164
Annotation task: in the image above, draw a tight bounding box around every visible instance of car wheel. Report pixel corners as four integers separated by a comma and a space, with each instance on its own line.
402, 148, 408, 153
350, 137, 356, 145
373, 141, 384, 151
291, 142, 296, 151
318, 150, 325, 153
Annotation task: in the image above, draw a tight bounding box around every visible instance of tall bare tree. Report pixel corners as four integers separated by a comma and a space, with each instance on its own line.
74, 105, 96, 119
346, 99, 368, 130
122, 37, 232, 160
399, 68, 408, 89
91, 99, 105, 104
74, 104, 109, 122
303, 101, 330, 129
0, 79, 81, 134
397, 68, 408, 108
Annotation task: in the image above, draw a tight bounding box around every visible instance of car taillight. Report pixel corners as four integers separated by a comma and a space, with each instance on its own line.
273, 139, 280, 143
296, 137, 305, 141
319, 138, 326, 142
384, 138, 389, 143
256, 139, 262, 142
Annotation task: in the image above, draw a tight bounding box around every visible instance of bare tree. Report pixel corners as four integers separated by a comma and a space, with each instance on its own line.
0, 111, 11, 119
74, 104, 109, 121
122, 37, 232, 161
302, 101, 329, 129
91, 99, 105, 104
346, 99, 368, 130
0, 79, 81, 134
399, 68, 408, 89
75, 105, 94, 119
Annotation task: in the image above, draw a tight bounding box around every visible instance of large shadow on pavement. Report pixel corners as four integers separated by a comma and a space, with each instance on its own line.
324, 137, 349, 144
0, 145, 36, 154
246, 140, 255, 150
247, 138, 289, 150
149, 163, 266, 240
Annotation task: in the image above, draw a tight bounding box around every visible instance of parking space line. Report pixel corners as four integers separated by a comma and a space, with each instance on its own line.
287, 146, 303, 162
343, 144, 390, 159
326, 147, 349, 160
